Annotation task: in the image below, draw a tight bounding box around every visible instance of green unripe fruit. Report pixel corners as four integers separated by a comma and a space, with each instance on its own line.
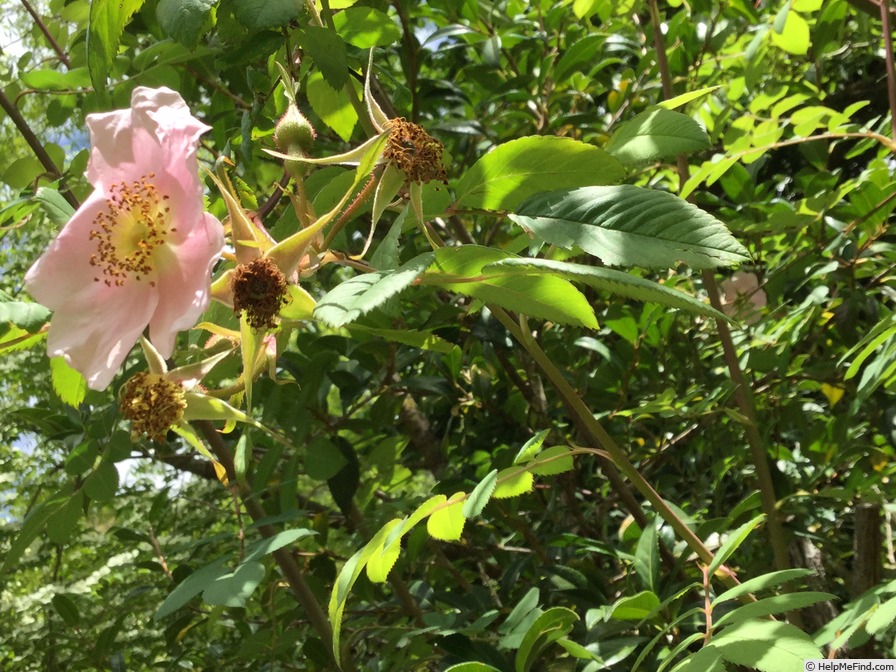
274, 104, 316, 154
274, 105, 316, 179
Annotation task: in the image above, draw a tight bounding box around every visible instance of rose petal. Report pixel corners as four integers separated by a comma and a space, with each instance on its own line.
149, 213, 225, 357
26, 87, 225, 390
46, 283, 158, 390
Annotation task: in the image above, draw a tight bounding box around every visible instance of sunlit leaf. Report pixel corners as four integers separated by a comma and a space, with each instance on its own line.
50, 356, 87, 408
493, 468, 534, 499
483, 258, 729, 321
462, 469, 498, 518
454, 136, 624, 211
709, 620, 822, 670
314, 253, 435, 327
87, 0, 145, 92
333, 7, 401, 47
429, 246, 598, 329
509, 186, 749, 269
427, 492, 466, 541
527, 446, 575, 476
606, 107, 710, 164
708, 514, 766, 575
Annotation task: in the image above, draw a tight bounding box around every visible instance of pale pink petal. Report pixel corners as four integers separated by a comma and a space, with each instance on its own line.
84, 109, 139, 186
148, 213, 225, 357
24, 192, 130, 307
45, 283, 158, 390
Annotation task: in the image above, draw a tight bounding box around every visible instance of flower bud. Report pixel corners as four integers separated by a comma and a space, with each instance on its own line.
274, 104, 316, 154
274, 105, 317, 179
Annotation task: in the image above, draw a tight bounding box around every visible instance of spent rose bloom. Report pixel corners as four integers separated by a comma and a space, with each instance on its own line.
25, 87, 224, 390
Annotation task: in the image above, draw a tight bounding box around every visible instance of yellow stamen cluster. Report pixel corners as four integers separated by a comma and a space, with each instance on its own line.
384, 118, 448, 185
120, 372, 187, 442
89, 174, 172, 287
231, 257, 288, 330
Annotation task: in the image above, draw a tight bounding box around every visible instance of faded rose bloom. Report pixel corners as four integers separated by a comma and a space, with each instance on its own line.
720, 271, 767, 325
25, 87, 224, 390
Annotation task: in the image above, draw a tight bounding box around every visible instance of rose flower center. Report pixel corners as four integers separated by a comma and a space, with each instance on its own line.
89, 174, 173, 287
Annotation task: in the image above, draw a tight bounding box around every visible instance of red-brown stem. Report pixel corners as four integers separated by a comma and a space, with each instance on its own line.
882, 0, 896, 140
322, 171, 378, 250
20, 0, 71, 68
703, 564, 713, 645
0, 88, 80, 210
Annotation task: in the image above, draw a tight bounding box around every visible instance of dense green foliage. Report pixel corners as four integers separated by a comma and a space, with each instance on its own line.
2, 0, 896, 670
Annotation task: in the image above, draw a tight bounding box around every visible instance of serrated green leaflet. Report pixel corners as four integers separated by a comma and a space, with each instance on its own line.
713, 591, 837, 629
347, 324, 459, 354
50, 357, 86, 408
46, 490, 84, 544
513, 430, 551, 465
333, 7, 401, 47
706, 620, 822, 671
711, 568, 813, 607
428, 246, 598, 329
611, 590, 660, 620
426, 493, 466, 541
527, 446, 575, 476
493, 468, 534, 499
365, 519, 403, 582
453, 136, 624, 211
483, 258, 730, 321
708, 514, 766, 575
462, 469, 498, 518
606, 107, 710, 164
84, 462, 119, 502
87, 0, 145, 94
306, 70, 358, 142
302, 26, 348, 90
633, 521, 659, 593
867, 595, 896, 634
314, 252, 435, 327
20, 68, 91, 90
156, 0, 215, 47
509, 186, 749, 269
0, 302, 51, 330
34, 188, 75, 227
233, 0, 302, 32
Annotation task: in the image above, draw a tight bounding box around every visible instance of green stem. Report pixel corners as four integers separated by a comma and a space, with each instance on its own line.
488, 307, 751, 596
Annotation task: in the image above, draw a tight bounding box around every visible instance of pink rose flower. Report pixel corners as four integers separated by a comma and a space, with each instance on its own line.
25, 87, 224, 390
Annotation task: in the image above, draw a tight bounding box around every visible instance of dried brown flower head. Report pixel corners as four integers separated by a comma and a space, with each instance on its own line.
120, 372, 187, 442
384, 118, 447, 184
231, 257, 288, 330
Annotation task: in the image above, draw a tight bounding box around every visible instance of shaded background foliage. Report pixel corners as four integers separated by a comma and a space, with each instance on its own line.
1, 0, 895, 670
